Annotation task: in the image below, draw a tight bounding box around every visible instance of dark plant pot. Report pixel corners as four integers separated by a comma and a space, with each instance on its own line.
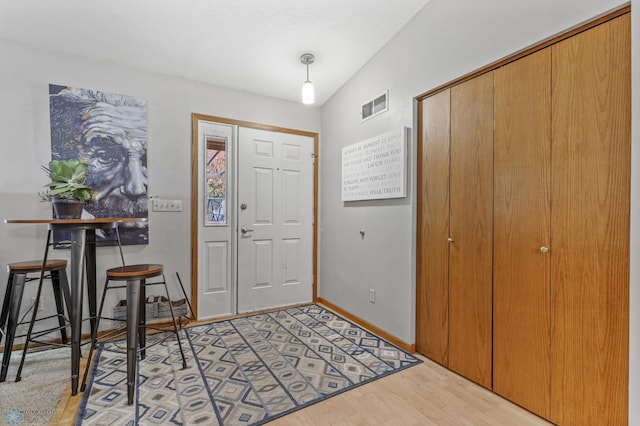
52, 198, 85, 219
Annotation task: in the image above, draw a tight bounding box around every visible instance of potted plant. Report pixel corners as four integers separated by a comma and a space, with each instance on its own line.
40, 159, 93, 219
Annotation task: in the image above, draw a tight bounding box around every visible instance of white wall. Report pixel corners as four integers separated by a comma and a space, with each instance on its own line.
319, 0, 631, 344
0, 39, 321, 338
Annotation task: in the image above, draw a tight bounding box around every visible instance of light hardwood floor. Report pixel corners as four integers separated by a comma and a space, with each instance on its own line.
268, 355, 551, 426
52, 351, 551, 425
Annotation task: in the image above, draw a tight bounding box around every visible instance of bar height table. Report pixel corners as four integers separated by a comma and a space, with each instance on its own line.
4, 218, 146, 395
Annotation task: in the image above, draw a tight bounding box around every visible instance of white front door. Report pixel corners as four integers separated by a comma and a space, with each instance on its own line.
236, 127, 314, 313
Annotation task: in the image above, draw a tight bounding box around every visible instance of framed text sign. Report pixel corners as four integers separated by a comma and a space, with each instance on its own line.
341, 127, 408, 201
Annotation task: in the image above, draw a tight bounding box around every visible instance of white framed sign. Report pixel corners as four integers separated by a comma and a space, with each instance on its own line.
341, 127, 408, 201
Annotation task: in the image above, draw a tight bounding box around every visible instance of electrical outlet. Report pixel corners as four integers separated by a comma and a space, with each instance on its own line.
369, 289, 376, 304
152, 199, 183, 212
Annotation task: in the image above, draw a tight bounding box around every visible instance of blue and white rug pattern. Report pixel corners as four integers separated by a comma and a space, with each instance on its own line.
77, 304, 421, 425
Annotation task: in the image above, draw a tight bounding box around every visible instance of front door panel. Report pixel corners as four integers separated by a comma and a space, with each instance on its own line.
237, 128, 313, 313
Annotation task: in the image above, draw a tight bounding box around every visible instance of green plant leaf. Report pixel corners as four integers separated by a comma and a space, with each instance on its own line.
40, 159, 93, 202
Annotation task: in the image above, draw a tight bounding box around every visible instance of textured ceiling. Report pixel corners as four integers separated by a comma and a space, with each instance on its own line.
0, 0, 430, 105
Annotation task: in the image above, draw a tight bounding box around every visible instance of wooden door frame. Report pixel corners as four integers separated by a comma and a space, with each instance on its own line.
190, 113, 319, 319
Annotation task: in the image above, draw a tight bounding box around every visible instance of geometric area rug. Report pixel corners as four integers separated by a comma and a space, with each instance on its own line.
76, 304, 421, 425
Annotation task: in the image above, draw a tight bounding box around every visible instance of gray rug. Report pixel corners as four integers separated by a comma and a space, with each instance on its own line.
77, 304, 421, 425
0, 347, 69, 425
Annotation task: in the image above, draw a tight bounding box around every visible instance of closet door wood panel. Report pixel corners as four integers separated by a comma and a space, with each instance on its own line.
416, 90, 451, 365
493, 48, 552, 419
550, 15, 630, 425
449, 73, 494, 389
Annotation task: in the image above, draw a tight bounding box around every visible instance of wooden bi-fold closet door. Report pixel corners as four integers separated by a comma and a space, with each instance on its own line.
416, 89, 450, 366
550, 14, 630, 425
448, 72, 493, 389
493, 47, 552, 420
416, 73, 494, 390
494, 14, 630, 424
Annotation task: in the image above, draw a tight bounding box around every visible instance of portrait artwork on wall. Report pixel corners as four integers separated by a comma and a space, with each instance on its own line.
48, 84, 149, 246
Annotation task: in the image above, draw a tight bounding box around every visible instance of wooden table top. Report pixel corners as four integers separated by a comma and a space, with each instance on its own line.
5, 218, 147, 224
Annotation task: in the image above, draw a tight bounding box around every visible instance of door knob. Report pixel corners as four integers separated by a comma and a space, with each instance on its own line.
540, 246, 549, 253
447, 237, 454, 243
241, 227, 254, 235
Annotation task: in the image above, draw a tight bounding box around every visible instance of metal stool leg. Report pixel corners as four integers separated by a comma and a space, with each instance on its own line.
126, 279, 141, 405
160, 275, 187, 369
58, 269, 72, 329
138, 280, 146, 360
0, 272, 15, 345
0, 273, 26, 382
16, 231, 52, 382
15, 269, 48, 382
80, 277, 111, 392
50, 269, 69, 344
115, 226, 125, 267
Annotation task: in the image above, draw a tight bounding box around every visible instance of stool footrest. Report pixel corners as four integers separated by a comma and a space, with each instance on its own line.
14, 314, 69, 339
26, 339, 71, 349
27, 324, 70, 340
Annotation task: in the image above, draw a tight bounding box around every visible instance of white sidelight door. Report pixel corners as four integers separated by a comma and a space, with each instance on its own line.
196, 121, 235, 319
236, 127, 314, 313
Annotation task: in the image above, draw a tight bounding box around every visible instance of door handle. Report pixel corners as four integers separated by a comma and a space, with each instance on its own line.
540, 246, 549, 253
241, 227, 254, 235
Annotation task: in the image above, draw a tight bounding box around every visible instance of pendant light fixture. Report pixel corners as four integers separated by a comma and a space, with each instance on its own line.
300, 53, 315, 105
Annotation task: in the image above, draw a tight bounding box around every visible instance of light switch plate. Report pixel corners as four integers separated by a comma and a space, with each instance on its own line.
152, 199, 183, 212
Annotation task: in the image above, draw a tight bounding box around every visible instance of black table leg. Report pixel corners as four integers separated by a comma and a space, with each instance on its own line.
69, 228, 86, 396
84, 229, 98, 342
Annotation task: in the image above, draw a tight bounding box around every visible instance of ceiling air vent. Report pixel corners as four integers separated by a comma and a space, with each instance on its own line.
361, 91, 388, 122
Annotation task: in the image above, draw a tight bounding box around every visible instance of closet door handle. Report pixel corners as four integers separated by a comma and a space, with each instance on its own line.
447, 237, 454, 243
241, 227, 254, 235
540, 246, 549, 253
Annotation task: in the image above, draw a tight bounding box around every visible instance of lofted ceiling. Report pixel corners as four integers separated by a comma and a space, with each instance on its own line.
0, 0, 430, 105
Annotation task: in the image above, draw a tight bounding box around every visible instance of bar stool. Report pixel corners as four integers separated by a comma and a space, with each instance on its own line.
81, 264, 187, 404
0, 259, 71, 382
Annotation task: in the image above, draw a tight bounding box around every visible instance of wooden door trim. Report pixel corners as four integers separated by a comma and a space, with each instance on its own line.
190, 113, 319, 319
415, 4, 630, 102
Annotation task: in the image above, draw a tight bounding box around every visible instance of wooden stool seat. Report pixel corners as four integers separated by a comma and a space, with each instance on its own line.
8, 259, 67, 273
106, 264, 163, 280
